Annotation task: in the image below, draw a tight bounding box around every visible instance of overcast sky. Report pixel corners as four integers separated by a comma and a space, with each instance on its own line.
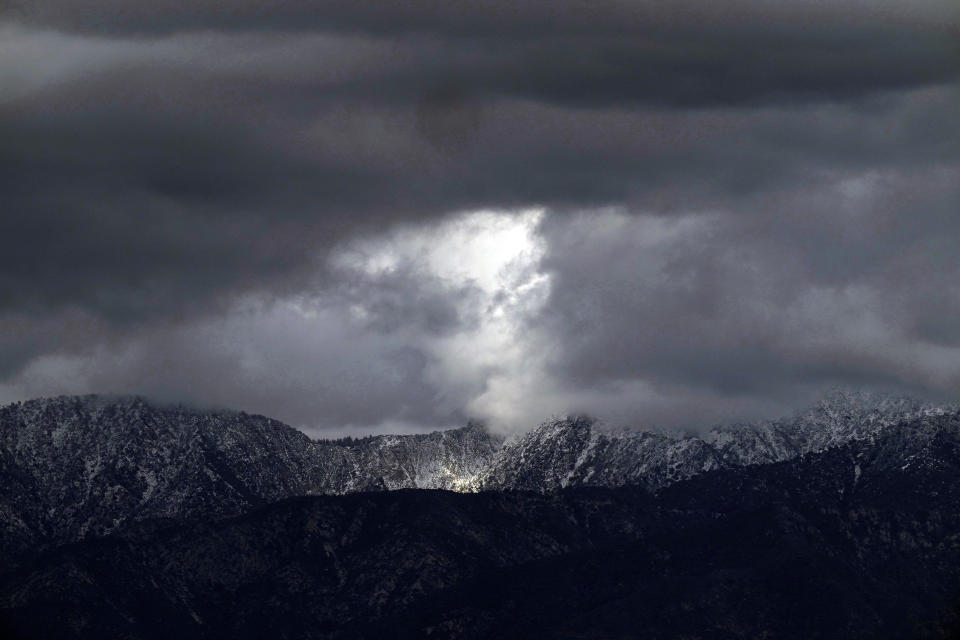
2, 1, 959, 435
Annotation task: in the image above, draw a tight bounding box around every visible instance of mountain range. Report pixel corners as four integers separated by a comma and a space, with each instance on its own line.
1, 390, 959, 638
0, 395, 500, 565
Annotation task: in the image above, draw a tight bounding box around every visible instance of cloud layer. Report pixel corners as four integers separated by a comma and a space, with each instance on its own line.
1, 2, 959, 433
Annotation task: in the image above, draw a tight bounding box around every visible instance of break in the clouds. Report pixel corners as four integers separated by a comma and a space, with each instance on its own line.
1, 2, 959, 434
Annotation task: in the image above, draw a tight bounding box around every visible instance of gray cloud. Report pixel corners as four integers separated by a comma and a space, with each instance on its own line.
534, 169, 960, 427
1, 3, 959, 432
8, 1, 958, 37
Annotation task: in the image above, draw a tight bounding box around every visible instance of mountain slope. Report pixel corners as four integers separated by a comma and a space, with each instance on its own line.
477, 389, 948, 491
0, 395, 500, 562
3, 411, 959, 640
473, 416, 724, 492
0, 390, 949, 566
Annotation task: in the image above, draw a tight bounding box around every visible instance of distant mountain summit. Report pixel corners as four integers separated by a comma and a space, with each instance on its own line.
706, 388, 943, 466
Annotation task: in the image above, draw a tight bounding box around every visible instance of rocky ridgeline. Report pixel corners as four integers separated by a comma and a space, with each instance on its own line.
0, 390, 952, 560
474, 389, 949, 491
4, 412, 960, 639
0, 395, 500, 560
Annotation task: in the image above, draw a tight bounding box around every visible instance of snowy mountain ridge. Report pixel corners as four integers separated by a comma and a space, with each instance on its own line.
5, 408, 960, 639
474, 389, 951, 491
0, 390, 953, 561
0, 395, 500, 560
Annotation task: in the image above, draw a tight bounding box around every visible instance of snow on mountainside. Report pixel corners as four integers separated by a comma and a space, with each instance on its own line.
0, 395, 500, 560
5, 412, 960, 640
476, 389, 952, 492
706, 388, 945, 466
472, 417, 723, 492
311, 421, 501, 493
0, 390, 952, 563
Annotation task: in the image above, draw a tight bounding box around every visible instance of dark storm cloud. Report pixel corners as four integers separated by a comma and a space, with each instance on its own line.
1, 1, 959, 430
11, 0, 960, 108
8, 1, 958, 36
3, 31, 953, 323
